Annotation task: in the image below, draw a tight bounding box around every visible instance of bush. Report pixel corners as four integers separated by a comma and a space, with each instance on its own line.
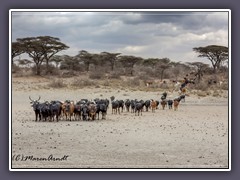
109, 72, 121, 79
42, 64, 60, 75
103, 80, 110, 86
126, 77, 140, 87
60, 71, 76, 78
159, 82, 170, 89
220, 82, 228, 90
89, 70, 104, 79
48, 79, 67, 88
193, 81, 209, 91
71, 78, 95, 88
12, 64, 21, 73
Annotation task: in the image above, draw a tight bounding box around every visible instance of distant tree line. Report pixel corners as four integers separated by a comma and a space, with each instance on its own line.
12, 36, 228, 81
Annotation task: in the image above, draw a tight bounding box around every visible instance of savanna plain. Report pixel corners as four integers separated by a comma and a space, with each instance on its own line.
11, 75, 229, 169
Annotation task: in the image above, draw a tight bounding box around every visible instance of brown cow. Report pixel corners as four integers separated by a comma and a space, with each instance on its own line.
173, 95, 185, 111
161, 100, 167, 110
173, 100, 180, 111
150, 99, 157, 113
62, 100, 75, 121
88, 103, 97, 120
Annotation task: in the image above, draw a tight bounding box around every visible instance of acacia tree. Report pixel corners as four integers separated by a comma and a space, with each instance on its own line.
118, 55, 143, 76
76, 50, 99, 72
187, 62, 209, 82
193, 45, 228, 73
156, 58, 171, 81
169, 61, 183, 81
60, 55, 82, 71
16, 36, 69, 75
142, 58, 163, 78
100, 52, 121, 71
39, 36, 69, 73
142, 58, 160, 68
16, 37, 45, 75
11, 42, 24, 65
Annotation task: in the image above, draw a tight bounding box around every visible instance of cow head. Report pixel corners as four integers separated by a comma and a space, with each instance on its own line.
29, 96, 41, 110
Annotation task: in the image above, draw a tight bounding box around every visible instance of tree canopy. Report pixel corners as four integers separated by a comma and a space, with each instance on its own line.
12, 42, 25, 65
193, 45, 228, 73
118, 55, 143, 75
100, 52, 121, 71
15, 36, 69, 75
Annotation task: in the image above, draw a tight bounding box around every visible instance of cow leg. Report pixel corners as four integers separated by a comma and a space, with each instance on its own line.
35, 112, 38, 121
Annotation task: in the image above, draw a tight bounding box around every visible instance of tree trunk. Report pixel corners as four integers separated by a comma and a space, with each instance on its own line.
36, 63, 41, 75
160, 69, 165, 81
86, 62, 90, 72
111, 62, 114, 71
213, 64, 217, 74
46, 60, 49, 74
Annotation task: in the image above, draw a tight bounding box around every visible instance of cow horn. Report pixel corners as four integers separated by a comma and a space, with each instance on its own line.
38, 96, 41, 101
29, 96, 34, 102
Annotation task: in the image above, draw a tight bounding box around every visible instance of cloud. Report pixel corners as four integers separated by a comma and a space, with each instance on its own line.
11, 10, 229, 63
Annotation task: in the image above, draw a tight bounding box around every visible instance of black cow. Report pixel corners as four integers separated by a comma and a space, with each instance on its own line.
29, 96, 41, 121
96, 103, 107, 120
112, 100, 120, 114
130, 100, 136, 113
118, 100, 125, 112
96, 99, 109, 109
156, 100, 160, 109
135, 101, 144, 116
144, 100, 151, 112
40, 101, 51, 121
81, 104, 89, 121
50, 101, 62, 122
74, 101, 83, 120
167, 100, 173, 109
161, 92, 167, 101
179, 94, 186, 102
125, 99, 131, 112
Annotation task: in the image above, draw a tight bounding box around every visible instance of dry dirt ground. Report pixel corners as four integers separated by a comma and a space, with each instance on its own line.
11, 76, 229, 169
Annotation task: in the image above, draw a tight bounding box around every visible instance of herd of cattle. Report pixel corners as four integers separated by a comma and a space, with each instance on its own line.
29, 93, 186, 122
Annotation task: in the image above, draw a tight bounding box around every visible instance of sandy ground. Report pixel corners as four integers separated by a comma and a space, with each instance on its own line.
11, 77, 229, 169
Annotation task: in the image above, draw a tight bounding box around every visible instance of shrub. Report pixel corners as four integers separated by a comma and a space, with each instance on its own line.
89, 70, 104, 79
48, 79, 67, 88
212, 90, 220, 97
126, 77, 140, 87
103, 80, 110, 86
193, 81, 209, 91
42, 64, 60, 75
197, 91, 207, 97
109, 72, 121, 79
60, 71, 76, 78
12, 64, 20, 73
71, 78, 95, 88
220, 82, 228, 90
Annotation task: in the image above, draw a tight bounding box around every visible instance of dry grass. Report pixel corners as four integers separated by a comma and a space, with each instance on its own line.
71, 78, 96, 88
48, 79, 67, 88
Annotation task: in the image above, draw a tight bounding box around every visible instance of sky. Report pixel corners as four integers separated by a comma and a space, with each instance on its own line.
11, 10, 229, 64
